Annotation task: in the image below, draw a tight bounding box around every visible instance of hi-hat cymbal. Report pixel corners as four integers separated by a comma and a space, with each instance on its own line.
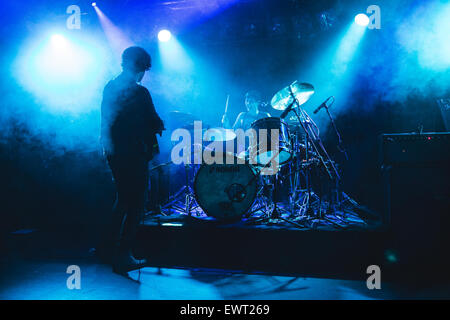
271, 81, 315, 111
168, 111, 210, 129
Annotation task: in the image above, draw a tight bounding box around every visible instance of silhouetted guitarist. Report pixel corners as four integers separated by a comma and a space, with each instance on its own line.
100, 46, 164, 274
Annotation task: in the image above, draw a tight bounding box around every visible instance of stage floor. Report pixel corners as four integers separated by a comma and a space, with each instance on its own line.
2, 223, 450, 299
1, 258, 450, 300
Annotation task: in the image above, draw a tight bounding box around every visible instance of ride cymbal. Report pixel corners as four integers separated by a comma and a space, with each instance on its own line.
271, 81, 314, 111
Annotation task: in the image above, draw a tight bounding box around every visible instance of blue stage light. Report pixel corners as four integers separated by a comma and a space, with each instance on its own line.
157, 35, 193, 72
354, 13, 369, 27
92, 2, 97, 7
14, 32, 107, 113
158, 29, 172, 42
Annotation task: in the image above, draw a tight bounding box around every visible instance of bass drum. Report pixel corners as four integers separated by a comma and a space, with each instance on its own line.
194, 158, 258, 221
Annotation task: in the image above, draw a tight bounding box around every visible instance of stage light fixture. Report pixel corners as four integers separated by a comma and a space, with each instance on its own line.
354, 13, 369, 27
92, 2, 97, 7
158, 29, 172, 42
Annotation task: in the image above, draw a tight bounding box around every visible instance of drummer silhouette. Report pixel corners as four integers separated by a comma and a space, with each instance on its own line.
222, 90, 271, 131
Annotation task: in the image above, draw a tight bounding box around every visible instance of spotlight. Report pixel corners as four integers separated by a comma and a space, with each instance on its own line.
354, 13, 369, 27
158, 29, 172, 42
50, 34, 68, 49
92, 2, 97, 7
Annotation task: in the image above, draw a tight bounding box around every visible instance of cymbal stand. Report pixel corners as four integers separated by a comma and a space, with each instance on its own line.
261, 171, 306, 229
247, 180, 272, 217
287, 142, 300, 217
245, 152, 306, 229
281, 89, 345, 228
293, 112, 346, 228
296, 106, 340, 180
288, 107, 325, 219
162, 163, 199, 216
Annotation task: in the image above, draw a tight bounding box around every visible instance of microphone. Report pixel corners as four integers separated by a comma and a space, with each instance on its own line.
313, 96, 334, 114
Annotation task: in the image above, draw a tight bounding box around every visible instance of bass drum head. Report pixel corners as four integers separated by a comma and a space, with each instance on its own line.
194, 162, 258, 221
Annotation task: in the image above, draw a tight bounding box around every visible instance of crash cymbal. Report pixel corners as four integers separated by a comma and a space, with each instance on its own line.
271, 81, 314, 111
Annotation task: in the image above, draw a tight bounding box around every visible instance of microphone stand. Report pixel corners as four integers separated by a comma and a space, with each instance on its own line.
323, 102, 348, 161
320, 101, 349, 215
280, 86, 346, 229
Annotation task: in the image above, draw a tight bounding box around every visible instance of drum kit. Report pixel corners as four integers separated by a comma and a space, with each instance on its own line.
157, 80, 353, 228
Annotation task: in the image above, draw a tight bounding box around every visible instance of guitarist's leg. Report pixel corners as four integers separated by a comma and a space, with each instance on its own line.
113, 156, 149, 272
96, 156, 125, 263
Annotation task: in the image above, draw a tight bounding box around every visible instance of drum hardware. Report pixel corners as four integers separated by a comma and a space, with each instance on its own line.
291, 104, 336, 180
162, 163, 200, 216
286, 129, 350, 228
311, 94, 353, 222
286, 109, 322, 217
245, 184, 273, 222
272, 80, 336, 179
270, 81, 341, 224
245, 164, 297, 224
313, 95, 348, 161
252, 172, 308, 229
237, 145, 309, 229
145, 160, 173, 217
153, 81, 363, 229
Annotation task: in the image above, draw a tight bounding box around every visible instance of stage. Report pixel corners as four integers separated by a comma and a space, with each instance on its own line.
133, 208, 383, 279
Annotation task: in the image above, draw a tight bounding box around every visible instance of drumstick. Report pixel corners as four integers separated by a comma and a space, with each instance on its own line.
224, 94, 230, 114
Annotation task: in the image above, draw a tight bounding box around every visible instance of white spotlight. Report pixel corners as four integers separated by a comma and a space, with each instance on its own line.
354, 13, 369, 27
158, 29, 172, 42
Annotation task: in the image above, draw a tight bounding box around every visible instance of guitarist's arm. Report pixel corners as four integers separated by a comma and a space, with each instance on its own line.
142, 88, 164, 159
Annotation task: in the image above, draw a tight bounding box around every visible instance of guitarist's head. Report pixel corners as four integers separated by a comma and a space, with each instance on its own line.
121, 46, 152, 83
